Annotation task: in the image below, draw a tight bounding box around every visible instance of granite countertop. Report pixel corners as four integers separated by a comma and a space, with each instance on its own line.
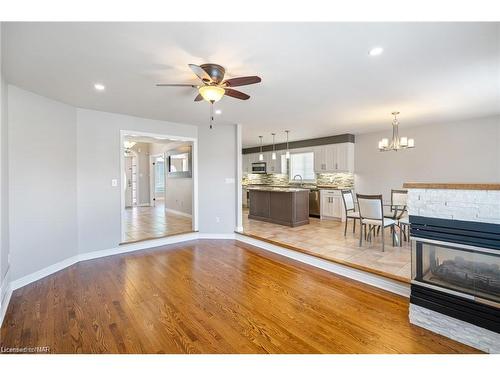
403, 182, 500, 190
246, 186, 309, 193
243, 184, 352, 190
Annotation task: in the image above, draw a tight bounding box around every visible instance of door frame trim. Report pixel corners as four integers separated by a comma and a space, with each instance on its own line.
120, 130, 198, 242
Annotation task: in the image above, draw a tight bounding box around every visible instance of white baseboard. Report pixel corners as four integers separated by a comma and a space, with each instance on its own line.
10, 232, 199, 292
198, 233, 236, 240
234, 233, 410, 298
0, 268, 12, 329
10, 254, 81, 291
165, 208, 192, 218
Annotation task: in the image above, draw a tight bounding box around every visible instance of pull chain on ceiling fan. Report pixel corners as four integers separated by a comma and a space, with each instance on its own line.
156, 63, 262, 128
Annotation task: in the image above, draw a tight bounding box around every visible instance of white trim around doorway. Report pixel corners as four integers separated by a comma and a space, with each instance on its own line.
119, 130, 198, 243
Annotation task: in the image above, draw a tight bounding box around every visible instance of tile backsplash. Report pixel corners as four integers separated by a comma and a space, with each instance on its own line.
243, 173, 289, 186
316, 173, 354, 187
242, 172, 354, 188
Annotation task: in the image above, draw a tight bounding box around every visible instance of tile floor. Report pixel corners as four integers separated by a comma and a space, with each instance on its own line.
242, 208, 411, 281
124, 200, 193, 242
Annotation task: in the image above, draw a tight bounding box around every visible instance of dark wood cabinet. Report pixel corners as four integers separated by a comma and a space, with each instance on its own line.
248, 189, 309, 227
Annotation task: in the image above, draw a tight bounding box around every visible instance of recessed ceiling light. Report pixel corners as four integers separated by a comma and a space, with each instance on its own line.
94, 83, 106, 91
369, 47, 384, 56
215, 109, 222, 115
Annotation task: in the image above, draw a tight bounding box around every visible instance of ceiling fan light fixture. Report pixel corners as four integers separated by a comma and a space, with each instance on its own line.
199, 85, 225, 102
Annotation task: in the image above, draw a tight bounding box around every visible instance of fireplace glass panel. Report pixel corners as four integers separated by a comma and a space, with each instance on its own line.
412, 242, 500, 303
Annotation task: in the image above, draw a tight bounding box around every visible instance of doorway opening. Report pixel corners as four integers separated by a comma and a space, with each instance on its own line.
120, 131, 198, 244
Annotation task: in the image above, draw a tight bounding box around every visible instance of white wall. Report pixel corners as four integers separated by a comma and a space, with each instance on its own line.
76, 108, 198, 254
355, 115, 500, 197
198, 124, 237, 233
8, 86, 78, 279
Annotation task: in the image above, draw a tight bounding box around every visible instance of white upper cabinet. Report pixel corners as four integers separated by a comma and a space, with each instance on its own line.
313, 143, 354, 173
314, 146, 327, 172
243, 142, 354, 175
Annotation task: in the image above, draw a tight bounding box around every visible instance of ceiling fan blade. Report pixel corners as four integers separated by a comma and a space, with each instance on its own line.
224, 88, 250, 100
156, 83, 197, 87
194, 93, 203, 102
188, 64, 212, 82
223, 76, 261, 87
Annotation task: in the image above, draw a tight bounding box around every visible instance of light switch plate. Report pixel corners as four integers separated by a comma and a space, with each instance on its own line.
111, 179, 118, 187
225, 178, 235, 184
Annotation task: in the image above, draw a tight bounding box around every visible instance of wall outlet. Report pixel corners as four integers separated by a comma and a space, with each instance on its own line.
215, 217, 220, 223
111, 179, 118, 187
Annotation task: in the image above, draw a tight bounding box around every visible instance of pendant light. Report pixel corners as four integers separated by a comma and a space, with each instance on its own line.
258, 136, 264, 161
285, 130, 290, 159
378, 112, 415, 151
271, 133, 277, 160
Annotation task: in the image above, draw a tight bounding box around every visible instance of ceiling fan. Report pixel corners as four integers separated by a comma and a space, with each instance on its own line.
156, 63, 261, 103
156, 63, 261, 128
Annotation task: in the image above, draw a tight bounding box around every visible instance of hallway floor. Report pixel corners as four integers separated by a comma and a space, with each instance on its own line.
124, 200, 192, 242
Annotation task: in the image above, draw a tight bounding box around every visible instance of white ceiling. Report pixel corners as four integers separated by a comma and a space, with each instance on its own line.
3, 22, 499, 147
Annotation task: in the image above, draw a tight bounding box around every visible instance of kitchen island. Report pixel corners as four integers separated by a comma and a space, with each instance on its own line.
248, 186, 310, 227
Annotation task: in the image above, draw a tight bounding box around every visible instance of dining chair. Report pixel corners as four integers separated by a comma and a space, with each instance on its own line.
357, 194, 397, 252
384, 189, 408, 219
341, 189, 360, 236
398, 215, 410, 243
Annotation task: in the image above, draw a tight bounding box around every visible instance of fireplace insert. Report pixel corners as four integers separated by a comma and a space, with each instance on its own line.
410, 215, 500, 333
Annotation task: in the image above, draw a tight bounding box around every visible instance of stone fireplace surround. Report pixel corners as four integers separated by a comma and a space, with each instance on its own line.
404, 183, 500, 353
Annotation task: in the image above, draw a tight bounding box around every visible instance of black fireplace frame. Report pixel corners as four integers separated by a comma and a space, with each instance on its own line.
410, 215, 500, 333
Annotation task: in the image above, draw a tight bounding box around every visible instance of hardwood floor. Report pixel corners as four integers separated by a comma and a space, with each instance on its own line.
0, 240, 479, 353
124, 200, 192, 243
242, 208, 411, 281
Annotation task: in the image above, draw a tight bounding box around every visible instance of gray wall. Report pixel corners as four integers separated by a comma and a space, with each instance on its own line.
1, 23, 10, 291
149, 141, 193, 216
76, 108, 198, 254
355, 115, 500, 197
8, 85, 78, 279
198, 124, 237, 233
4, 85, 239, 281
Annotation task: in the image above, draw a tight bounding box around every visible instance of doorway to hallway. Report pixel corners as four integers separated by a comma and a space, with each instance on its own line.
120, 131, 197, 244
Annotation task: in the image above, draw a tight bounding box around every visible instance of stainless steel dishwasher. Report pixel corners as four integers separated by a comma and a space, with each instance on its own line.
309, 188, 320, 218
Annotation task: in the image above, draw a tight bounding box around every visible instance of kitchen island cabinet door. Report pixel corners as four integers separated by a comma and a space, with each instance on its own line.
249, 190, 270, 217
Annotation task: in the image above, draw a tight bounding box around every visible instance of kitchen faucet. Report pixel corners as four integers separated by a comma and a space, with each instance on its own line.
293, 175, 303, 183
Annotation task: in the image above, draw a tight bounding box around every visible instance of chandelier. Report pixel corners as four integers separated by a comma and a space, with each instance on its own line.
378, 112, 415, 151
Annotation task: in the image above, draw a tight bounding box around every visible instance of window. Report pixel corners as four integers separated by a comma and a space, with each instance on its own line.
289, 152, 315, 181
